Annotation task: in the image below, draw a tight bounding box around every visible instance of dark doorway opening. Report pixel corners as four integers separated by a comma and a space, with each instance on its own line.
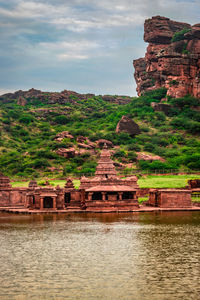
92, 192, 102, 200
122, 192, 133, 200
65, 193, 71, 205
43, 197, 53, 208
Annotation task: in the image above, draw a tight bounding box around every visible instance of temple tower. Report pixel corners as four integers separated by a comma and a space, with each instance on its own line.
95, 144, 117, 179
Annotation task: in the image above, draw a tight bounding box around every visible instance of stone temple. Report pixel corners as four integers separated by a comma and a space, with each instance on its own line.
0, 144, 196, 212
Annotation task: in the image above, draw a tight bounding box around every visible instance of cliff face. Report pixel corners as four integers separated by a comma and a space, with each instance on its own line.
133, 16, 200, 98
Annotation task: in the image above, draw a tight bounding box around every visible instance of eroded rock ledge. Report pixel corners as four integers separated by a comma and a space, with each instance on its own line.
133, 16, 200, 98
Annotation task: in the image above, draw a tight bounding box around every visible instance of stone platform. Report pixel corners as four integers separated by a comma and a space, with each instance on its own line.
1, 206, 200, 214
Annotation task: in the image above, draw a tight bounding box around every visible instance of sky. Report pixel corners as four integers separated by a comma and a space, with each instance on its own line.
0, 0, 200, 96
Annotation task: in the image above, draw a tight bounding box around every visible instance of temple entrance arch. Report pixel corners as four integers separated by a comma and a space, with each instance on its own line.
43, 197, 53, 208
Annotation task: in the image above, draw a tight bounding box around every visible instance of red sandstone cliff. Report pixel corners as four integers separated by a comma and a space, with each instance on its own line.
133, 16, 200, 98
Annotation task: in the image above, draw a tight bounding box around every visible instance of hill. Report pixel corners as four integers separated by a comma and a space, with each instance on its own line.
0, 87, 200, 179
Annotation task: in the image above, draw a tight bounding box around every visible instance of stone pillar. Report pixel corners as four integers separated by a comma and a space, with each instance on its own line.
102, 192, 106, 201
119, 192, 123, 201
88, 192, 93, 201
53, 197, 56, 210
40, 197, 43, 210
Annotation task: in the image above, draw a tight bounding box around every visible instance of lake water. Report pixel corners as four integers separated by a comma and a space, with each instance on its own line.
0, 212, 199, 300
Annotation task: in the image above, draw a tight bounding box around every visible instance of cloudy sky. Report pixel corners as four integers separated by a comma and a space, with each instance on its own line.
0, 0, 199, 96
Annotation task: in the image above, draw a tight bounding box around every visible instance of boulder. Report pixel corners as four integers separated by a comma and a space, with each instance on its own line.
116, 115, 140, 136
56, 148, 77, 158
151, 102, 171, 115
137, 152, 165, 162
55, 131, 74, 141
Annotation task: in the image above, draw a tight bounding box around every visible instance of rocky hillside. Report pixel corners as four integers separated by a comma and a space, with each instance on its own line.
133, 16, 200, 98
0, 88, 199, 178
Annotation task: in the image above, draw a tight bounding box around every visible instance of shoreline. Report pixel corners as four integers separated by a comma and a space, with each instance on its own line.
1, 206, 200, 214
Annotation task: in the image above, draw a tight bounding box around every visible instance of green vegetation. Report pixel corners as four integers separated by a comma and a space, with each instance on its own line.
0, 88, 200, 178
11, 174, 200, 189
171, 28, 191, 43
138, 174, 200, 188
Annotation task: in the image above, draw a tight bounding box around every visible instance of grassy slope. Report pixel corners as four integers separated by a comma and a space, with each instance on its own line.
0, 88, 200, 178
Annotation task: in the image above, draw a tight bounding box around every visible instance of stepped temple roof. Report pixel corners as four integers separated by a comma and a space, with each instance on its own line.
95, 144, 117, 179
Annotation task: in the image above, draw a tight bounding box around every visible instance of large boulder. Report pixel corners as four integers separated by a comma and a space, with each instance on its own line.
116, 115, 140, 136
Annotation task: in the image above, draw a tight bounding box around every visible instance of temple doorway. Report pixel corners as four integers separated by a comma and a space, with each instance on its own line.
43, 197, 53, 208
65, 193, 71, 205
92, 192, 102, 200
122, 192, 133, 200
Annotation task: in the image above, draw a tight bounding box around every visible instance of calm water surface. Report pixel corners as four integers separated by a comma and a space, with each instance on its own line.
0, 211, 199, 300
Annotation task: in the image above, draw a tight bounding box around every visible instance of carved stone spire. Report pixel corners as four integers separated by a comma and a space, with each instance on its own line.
95, 145, 117, 179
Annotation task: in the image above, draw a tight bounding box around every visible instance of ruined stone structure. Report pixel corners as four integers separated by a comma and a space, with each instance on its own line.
0, 146, 196, 212
133, 16, 200, 98
148, 189, 192, 208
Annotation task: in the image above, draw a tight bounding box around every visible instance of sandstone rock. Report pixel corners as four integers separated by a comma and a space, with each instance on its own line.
96, 139, 113, 148
17, 96, 27, 106
137, 152, 165, 162
77, 136, 87, 143
133, 16, 200, 98
56, 148, 76, 158
102, 95, 132, 105
78, 143, 93, 149
144, 16, 190, 44
151, 102, 171, 115
55, 131, 74, 141
116, 115, 140, 136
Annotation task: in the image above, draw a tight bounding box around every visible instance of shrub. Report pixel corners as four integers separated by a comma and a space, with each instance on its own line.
143, 143, 155, 152
127, 151, 137, 162
127, 144, 141, 151
53, 115, 70, 124
19, 115, 34, 125
171, 28, 191, 43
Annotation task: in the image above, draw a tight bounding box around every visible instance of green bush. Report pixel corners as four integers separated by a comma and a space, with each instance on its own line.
53, 115, 70, 124
171, 28, 191, 43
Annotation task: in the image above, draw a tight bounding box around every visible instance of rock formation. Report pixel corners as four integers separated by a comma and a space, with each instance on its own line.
133, 16, 200, 98
0, 88, 133, 105
116, 115, 140, 136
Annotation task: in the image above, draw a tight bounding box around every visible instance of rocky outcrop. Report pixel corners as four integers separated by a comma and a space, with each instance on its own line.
54, 131, 74, 141
17, 96, 27, 106
116, 115, 140, 136
133, 16, 200, 98
137, 152, 165, 162
0, 88, 133, 105
56, 148, 77, 158
151, 102, 171, 115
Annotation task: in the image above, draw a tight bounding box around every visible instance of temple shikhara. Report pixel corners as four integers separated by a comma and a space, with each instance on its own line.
0, 145, 198, 213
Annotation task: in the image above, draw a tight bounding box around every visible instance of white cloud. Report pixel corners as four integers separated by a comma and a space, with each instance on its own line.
36, 40, 101, 61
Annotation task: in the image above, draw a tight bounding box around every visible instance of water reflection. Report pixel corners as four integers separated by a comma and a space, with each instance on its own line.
0, 212, 199, 300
